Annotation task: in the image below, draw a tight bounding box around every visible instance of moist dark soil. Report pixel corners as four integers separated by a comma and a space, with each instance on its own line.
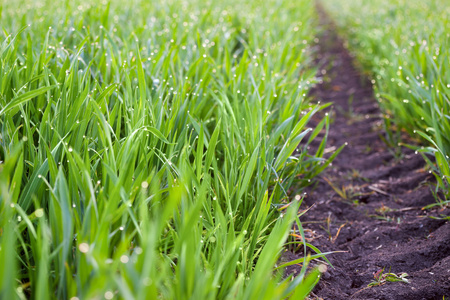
288, 5, 450, 300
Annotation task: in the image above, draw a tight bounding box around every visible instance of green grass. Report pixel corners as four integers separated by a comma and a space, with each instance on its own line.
321, 0, 450, 198
0, 0, 340, 298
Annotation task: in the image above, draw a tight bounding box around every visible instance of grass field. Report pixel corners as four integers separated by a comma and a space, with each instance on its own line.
1, 0, 449, 299
0, 0, 339, 298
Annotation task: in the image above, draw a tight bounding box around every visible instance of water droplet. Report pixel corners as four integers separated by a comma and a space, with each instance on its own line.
35, 209, 44, 218
79, 243, 90, 253
104, 291, 114, 300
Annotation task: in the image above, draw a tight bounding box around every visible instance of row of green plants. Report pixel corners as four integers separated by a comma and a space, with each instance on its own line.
322, 0, 450, 198
0, 0, 339, 298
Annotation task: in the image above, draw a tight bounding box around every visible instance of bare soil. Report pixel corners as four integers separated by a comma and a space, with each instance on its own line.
290, 6, 450, 300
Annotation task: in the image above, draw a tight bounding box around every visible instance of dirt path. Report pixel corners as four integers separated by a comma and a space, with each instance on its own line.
296, 6, 450, 300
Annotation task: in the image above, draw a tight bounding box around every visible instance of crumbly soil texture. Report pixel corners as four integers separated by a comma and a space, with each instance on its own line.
291, 6, 450, 300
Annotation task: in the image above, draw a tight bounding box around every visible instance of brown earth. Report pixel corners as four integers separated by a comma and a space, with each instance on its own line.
288, 5, 450, 300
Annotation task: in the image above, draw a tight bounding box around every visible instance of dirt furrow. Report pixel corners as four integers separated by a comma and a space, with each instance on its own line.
294, 6, 450, 300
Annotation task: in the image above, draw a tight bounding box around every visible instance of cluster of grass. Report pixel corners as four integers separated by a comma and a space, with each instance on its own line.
0, 0, 340, 298
322, 0, 450, 197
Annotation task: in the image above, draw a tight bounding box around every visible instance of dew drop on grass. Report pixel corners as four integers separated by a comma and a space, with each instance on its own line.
143, 277, 152, 286
104, 291, 114, 300
35, 209, 44, 218
78, 243, 89, 253
120, 255, 129, 263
